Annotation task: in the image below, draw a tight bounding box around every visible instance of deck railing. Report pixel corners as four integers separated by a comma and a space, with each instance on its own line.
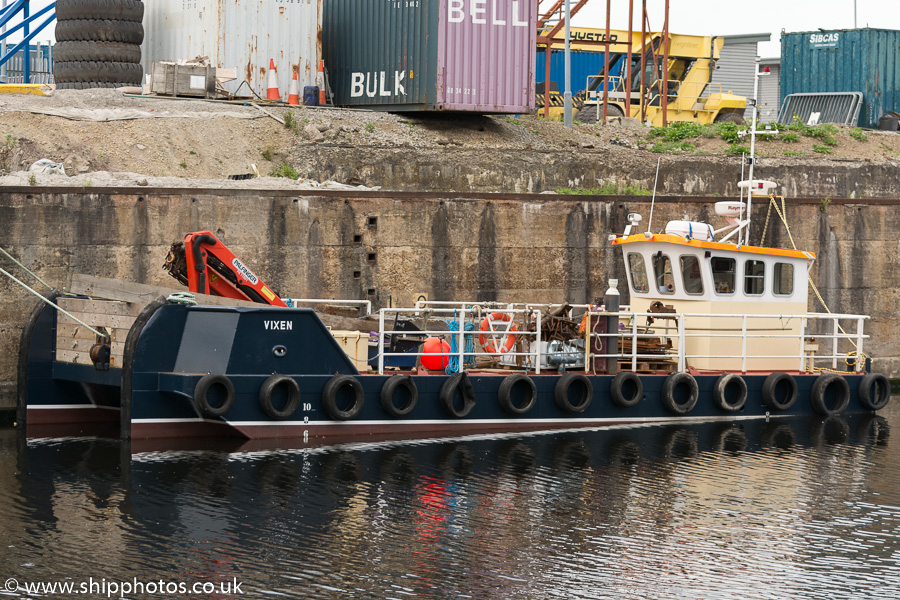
373, 307, 869, 375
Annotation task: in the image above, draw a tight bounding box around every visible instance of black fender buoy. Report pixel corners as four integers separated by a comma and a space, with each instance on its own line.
440, 372, 476, 418
554, 373, 592, 413
858, 373, 891, 411
322, 374, 365, 421
258, 374, 301, 419
661, 372, 698, 415
498, 373, 537, 415
713, 373, 747, 412
810, 373, 850, 416
762, 372, 798, 411
380, 374, 418, 417
194, 374, 235, 418
610, 372, 643, 408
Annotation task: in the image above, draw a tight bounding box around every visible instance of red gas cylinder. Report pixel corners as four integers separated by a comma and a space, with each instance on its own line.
421, 337, 450, 370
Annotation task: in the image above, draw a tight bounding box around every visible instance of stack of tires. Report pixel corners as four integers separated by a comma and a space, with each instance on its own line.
54, 0, 144, 90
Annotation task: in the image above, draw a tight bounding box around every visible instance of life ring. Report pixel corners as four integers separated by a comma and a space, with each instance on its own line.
762, 372, 797, 411
322, 374, 365, 421
858, 373, 891, 411
440, 372, 476, 418
498, 374, 537, 415
610, 372, 643, 408
258, 374, 301, 419
193, 374, 235, 418
810, 373, 850, 416
478, 312, 518, 356
554, 373, 593, 413
713, 373, 747, 412
380, 374, 418, 417
661, 372, 698, 415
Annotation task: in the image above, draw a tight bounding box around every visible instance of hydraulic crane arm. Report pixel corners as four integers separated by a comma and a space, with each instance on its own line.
164, 231, 287, 307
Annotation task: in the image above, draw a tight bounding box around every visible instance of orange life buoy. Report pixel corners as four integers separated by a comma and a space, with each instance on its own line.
478, 312, 517, 356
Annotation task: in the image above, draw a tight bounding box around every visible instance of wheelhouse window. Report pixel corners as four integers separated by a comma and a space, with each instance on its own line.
744, 260, 766, 295
628, 253, 649, 293
652, 252, 675, 294
680, 255, 704, 295
711, 257, 736, 294
774, 262, 794, 295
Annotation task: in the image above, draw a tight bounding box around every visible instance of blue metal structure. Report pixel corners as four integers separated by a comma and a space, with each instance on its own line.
536, 49, 625, 92
0, 0, 56, 83
781, 28, 900, 128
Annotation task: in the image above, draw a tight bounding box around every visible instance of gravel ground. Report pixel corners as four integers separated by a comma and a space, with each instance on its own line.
1, 88, 898, 189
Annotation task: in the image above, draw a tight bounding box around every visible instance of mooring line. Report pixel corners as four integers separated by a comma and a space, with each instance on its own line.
0, 267, 105, 338
0, 245, 55, 292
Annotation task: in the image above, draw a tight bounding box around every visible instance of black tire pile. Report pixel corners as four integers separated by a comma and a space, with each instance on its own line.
54, 0, 144, 90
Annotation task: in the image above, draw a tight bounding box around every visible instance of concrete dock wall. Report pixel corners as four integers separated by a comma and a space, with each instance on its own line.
1, 187, 898, 409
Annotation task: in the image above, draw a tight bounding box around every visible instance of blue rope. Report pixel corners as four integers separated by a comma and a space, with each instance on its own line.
445, 317, 476, 374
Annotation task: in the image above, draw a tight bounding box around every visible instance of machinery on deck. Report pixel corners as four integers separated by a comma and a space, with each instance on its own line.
164, 231, 287, 307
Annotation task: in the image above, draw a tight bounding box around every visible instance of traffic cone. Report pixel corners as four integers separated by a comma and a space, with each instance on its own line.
317, 60, 326, 106
266, 59, 280, 100
288, 70, 300, 105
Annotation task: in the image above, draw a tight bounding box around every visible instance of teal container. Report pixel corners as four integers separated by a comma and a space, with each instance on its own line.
781, 28, 900, 128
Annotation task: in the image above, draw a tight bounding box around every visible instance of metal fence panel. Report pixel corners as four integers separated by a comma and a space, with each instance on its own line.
777, 91, 863, 126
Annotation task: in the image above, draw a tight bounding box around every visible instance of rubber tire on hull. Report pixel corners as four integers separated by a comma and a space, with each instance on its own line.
714, 112, 744, 124
810, 373, 850, 416
55, 19, 144, 44
762, 372, 798, 411
54, 61, 143, 83
498, 373, 537, 415
858, 373, 891, 411
554, 373, 592, 413
380, 374, 418, 418
575, 103, 623, 124
609, 372, 643, 408
55, 81, 125, 90
661, 372, 699, 415
56, 0, 145, 22
439, 372, 476, 418
713, 373, 747, 412
53, 41, 141, 64
322, 375, 365, 421
193, 374, 234, 418
258, 374, 301, 419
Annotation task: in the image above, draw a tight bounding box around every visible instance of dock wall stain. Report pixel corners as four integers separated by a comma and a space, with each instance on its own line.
0, 189, 898, 408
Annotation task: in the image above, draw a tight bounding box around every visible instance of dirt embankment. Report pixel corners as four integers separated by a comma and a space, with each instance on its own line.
1, 88, 899, 192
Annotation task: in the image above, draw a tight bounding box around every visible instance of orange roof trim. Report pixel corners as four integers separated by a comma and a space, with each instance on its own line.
612, 234, 816, 260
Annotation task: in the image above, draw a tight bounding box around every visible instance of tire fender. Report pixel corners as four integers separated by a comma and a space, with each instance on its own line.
380, 374, 418, 418
554, 373, 593, 413
762, 372, 798, 411
440, 372, 476, 418
322, 375, 365, 421
258, 374, 301, 420
713, 373, 747, 412
810, 373, 850, 416
498, 373, 537, 415
858, 373, 891, 411
610, 372, 643, 408
661, 372, 699, 415
194, 374, 235, 418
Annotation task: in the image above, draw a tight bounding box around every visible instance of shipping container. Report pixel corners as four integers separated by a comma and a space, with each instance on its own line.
323, 0, 537, 113
143, 0, 322, 100
781, 28, 900, 128
536, 50, 624, 93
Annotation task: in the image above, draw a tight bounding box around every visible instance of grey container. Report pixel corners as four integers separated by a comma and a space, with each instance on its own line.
323, 0, 537, 113
781, 28, 900, 128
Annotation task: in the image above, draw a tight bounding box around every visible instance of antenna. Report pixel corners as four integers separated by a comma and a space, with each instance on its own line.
647, 157, 661, 235
743, 57, 762, 246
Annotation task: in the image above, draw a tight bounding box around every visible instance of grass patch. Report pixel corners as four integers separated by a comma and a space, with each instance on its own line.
365, 123, 375, 133
179, 159, 187, 169
28, 174, 36, 186
727, 143, 750, 155
261, 148, 273, 161
649, 121, 702, 141
812, 144, 833, 154
849, 128, 868, 141
556, 183, 652, 196
783, 151, 807, 156
270, 163, 300, 179
650, 140, 694, 153
781, 132, 801, 143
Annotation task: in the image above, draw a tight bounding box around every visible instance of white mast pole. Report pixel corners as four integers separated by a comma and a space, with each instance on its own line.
743, 57, 761, 247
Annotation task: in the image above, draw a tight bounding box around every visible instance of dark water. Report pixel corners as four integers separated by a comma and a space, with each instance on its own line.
2, 406, 900, 599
